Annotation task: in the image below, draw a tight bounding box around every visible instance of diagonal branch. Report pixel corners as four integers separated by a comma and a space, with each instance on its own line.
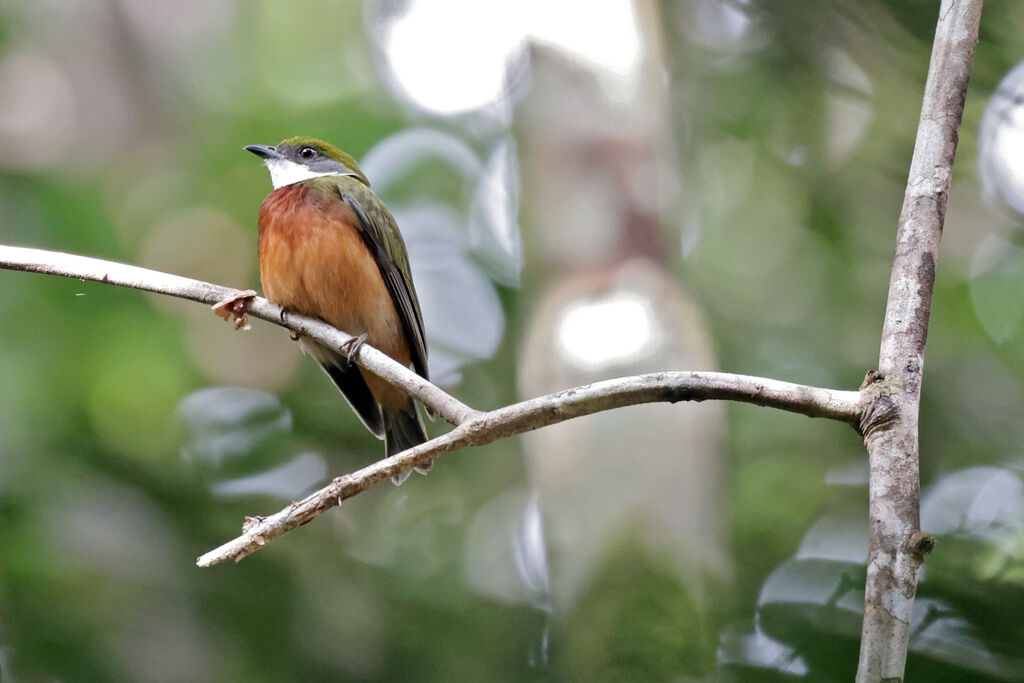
0, 244, 863, 565
0, 245, 476, 426
856, 1, 983, 681
196, 370, 861, 567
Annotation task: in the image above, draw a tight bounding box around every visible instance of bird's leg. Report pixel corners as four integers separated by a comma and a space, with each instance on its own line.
212, 289, 258, 331
339, 332, 369, 368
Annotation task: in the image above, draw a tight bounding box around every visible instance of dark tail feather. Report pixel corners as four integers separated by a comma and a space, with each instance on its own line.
384, 406, 430, 486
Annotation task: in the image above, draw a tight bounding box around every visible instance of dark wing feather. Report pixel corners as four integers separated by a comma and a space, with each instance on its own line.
335, 183, 430, 383
319, 356, 385, 438
298, 337, 385, 437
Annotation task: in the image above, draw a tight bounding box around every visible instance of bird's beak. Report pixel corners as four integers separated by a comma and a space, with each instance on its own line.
244, 144, 282, 160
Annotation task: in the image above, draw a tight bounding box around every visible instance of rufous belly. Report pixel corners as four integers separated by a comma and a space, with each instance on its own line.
257, 183, 411, 410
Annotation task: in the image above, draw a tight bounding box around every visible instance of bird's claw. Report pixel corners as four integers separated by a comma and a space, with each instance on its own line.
340, 332, 369, 368
212, 289, 257, 331
274, 308, 302, 340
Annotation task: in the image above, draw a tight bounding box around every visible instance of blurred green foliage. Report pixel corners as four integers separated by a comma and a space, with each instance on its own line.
0, 0, 1023, 681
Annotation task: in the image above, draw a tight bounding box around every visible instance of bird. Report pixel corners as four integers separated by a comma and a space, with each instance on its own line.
237, 136, 431, 484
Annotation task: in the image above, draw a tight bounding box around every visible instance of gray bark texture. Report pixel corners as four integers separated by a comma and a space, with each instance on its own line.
856, 1, 983, 680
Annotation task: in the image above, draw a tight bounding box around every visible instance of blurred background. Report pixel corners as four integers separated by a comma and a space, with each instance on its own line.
1, 0, 1023, 680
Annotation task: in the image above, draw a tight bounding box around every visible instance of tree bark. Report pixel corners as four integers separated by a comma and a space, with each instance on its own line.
856, 1, 982, 680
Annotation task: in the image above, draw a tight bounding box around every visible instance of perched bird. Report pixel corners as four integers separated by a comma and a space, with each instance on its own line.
242, 136, 431, 483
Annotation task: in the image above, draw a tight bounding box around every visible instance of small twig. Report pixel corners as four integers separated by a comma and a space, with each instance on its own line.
196, 371, 861, 566
856, 1, 982, 681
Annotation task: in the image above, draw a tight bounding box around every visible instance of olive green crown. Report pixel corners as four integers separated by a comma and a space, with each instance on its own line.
279, 136, 369, 185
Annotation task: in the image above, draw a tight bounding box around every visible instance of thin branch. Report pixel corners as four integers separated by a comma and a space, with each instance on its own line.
0, 245, 476, 426
196, 371, 861, 566
0, 244, 863, 565
856, 1, 982, 681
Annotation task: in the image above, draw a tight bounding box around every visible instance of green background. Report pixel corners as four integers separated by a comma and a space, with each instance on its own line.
1, 1, 1023, 680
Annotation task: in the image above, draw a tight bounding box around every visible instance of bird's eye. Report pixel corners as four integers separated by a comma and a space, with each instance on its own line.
299, 147, 316, 160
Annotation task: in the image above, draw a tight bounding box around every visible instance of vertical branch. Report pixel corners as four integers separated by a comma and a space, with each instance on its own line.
857, 1, 982, 681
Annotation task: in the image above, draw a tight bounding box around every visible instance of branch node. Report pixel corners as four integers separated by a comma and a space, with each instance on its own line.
857, 371, 901, 441
908, 531, 937, 562
859, 369, 885, 390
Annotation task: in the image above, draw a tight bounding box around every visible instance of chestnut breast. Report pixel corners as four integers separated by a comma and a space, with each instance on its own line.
257, 183, 410, 368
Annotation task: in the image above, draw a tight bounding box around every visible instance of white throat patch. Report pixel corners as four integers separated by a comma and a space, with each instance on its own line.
265, 158, 344, 189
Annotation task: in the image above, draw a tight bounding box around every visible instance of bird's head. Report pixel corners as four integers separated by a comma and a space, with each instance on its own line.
245, 136, 370, 189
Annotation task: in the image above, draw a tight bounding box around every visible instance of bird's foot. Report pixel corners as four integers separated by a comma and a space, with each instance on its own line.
212, 289, 257, 331
339, 332, 369, 368
277, 308, 302, 340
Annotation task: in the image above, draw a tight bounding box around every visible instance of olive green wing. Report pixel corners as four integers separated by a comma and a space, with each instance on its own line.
333, 178, 430, 383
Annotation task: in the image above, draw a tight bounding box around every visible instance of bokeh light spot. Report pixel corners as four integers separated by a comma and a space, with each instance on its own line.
556, 293, 657, 371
